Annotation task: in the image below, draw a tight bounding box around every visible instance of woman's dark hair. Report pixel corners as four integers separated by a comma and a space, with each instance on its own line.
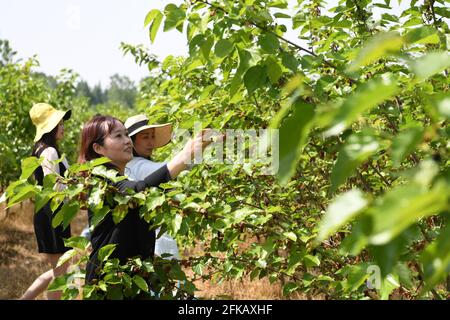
31, 125, 59, 156
130, 135, 140, 157
78, 114, 123, 163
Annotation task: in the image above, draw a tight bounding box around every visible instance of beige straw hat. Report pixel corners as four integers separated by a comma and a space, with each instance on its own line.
29, 103, 71, 142
124, 114, 172, 148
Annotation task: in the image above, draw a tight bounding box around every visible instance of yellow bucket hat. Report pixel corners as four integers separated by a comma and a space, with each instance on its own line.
29, 103, 71, 142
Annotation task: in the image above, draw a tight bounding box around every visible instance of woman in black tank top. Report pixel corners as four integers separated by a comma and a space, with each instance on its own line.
20, 103, 71, 300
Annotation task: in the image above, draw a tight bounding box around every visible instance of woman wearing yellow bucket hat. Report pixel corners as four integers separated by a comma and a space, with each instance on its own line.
20, 103, 72, 300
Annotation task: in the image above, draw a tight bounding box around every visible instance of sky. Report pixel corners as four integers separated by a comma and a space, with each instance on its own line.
0, 0, 411, 88
0, 0, 186, 87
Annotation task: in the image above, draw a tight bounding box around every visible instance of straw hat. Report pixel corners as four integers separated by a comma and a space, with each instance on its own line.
29, 103, 71, 142
124, 114, 172, 148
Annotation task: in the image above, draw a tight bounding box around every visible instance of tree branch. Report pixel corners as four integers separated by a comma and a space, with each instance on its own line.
195, 0, 346, 75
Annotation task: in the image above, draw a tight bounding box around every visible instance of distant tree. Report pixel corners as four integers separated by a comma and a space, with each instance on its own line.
0, 39, 16, 67
107, 74, 137, 108
33, 72, 58, 89
91, 83, 106, 105
76, 80, 93, 103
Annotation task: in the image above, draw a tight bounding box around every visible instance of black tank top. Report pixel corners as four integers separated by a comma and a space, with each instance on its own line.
33, 147, 67, 186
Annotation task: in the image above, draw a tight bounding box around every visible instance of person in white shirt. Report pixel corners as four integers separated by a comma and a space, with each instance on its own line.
124, 114, 180, 260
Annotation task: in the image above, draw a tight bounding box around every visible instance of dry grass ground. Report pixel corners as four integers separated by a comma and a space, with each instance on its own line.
0, 201, 87, 299
0, 201, 302, 300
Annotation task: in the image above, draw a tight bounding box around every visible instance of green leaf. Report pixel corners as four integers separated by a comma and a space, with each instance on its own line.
185, 58, 203, 73
256, 259, 267, 269
268, 0, 288, 9
394, 263, 414, 290
340, 263, 370, 293
243, 65, 267, 94
322, 75, 399, 137
64, 236, 90, 250
282, 282, 299, 296
281, 51, 299, 71
317, 189, 368, 243
391, 125, 424, 167
304, 255, 320, 267
404, 26, 440, 45
8, 184, 37, 208
35, 191, 57, 212
62, 288, 80, 300
56, 249, 77, 267
163, 4, 185, 32
63, 202, 79, 229
47, 274, 71, 292
421, 223, 450, 293
142, 260, 154, 273
98, 244, 117, 262
193, 263, 204, 276
346, 32, 403, 72
379, 274, 400, 300
409, 51, 450, 81
88, 186, 104, 210
258, 33, 280, 54
146, 193, 165, 211
91, 206, 110, 228
283, 231, 297, 242
68, 157, 110, 174
144, 9, 160, 27
275, 100, 315, 184
171, 214, 182, 235
106, 286, 123, 300
20, 157, 42, 180
286, 249, 305, 275
425, 93, 450, 120
112, 204, 128, 225
266, 59, 283, 84
200, 35, 214, 59
181, 281, 197, 295
50, 194, 64, 213
229, 49, 254, 96
133, 275, 149, 292
330, 131, 380, 193
434, 7, 450, 18
371, 225, 421, 276
368, 181, 448, 245
274, 12, 291, 19
339, 215, 371, 256
52, 202, 79, 230
147, 10, 163, 43
88, 157, 111, 167
214, 39, 234, 58
51, 204, 64, 228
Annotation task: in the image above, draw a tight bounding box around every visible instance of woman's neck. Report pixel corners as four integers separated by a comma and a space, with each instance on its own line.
116, 164, 125, 175
107, 161, 125, 175
137, 151, 152, 159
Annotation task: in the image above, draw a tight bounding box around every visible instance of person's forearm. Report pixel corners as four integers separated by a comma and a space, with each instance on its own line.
166, 150, 191, 179
114, 165, 171, 192
166, 129, 217, 179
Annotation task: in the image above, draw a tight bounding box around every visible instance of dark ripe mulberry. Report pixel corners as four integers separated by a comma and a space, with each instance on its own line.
432, 153, 441, 163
